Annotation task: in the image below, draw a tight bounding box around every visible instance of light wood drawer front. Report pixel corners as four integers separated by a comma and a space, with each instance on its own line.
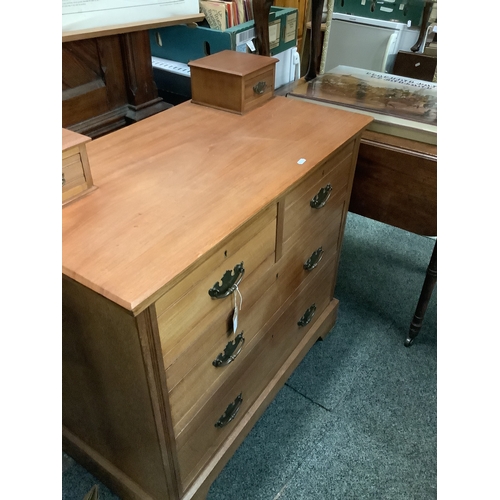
168, 206, 343, 433
243, 69, 275, 112
175, 262, 336, 491
169, 211, 346, 434
282, 142, 353, 244
282, 182, 345, 257
279, 203, 344, 291
157, 208, 276, 368
62, 156, 86, 191
167, 253, 277, 432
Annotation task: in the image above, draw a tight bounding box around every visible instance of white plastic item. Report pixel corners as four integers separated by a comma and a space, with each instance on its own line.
323, 13, 427, 74
273, 46, 300, 89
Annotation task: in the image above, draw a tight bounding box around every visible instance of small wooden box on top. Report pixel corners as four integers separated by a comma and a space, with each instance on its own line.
62, 128, 95, 205
188, 50, 278, 114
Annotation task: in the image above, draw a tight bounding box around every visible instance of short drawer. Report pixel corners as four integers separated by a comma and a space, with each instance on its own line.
62, 129, 94, 205
242, 68, 276, 113
282, 141, 354, 246
62, 155, 86, 190
156, 205, 276, 370
278, 202, 344, 292
175, 260, 337, 491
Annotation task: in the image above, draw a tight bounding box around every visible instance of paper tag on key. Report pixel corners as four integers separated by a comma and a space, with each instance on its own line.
233, 286, 243, 335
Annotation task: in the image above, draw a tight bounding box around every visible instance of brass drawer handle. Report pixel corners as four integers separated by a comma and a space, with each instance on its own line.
213, 332, 245, 367
298, 304, 317, 327
253, 81, 267, 94
304, 247, 324, 271
310, 184, 333, 209
209, 262, 245, 299
215, 393, 243, 428
62, 173, 66, 186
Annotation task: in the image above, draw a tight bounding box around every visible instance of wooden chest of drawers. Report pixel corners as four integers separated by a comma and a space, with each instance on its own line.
62, 96, 371, 500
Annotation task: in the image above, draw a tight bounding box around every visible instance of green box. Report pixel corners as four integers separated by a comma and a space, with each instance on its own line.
333, 0, 426, 27
149, 6, 298, 64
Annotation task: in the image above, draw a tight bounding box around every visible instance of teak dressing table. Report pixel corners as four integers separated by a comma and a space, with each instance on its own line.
62, 96, 372, 500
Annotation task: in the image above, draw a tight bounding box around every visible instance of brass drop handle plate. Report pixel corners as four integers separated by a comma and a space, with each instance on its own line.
253, 81, 267, 94
209, 262, 245, 299
304, 247, 324, 271
310, 184, 333, 209
298, 304, 317, 327
213, 332, 245, 367
215, 393, 243, 428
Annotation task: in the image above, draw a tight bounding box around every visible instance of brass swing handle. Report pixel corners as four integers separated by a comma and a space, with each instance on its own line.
253, 81, 267, 94
208, 262, 245, 299
298, 304, 317, 327
310, 184, 333, 209
215, 393, 243, 428
304, 247, 324, 271
213, 332, 245, 367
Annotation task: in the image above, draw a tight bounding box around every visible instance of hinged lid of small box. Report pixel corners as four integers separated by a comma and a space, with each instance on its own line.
189, 50, 279, 114
189, 50, 278, 75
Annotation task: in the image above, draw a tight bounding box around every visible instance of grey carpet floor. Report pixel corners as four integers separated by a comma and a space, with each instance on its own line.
62, 212, 437, 500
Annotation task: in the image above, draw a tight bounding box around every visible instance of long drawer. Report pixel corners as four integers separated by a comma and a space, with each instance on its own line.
156, 206, 276, 370
175, 259, 337, 491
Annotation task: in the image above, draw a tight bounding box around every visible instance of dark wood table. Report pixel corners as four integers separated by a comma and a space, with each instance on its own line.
277, 77, 437, 345
352, 129, 436, 237
277, 79, 437, 236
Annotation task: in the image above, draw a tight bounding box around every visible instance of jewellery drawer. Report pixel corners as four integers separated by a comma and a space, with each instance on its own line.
282, 141, 354, 245
189, 50, 278, 115
175, 261, 336, 491
62, 157, 86, 191
62, 128, 94, 205
155, 206, 276, 364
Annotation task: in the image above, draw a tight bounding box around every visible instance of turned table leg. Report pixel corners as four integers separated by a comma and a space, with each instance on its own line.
405, 240, 437, 347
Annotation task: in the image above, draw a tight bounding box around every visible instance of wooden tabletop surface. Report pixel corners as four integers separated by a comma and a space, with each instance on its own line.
62, 96, 372, 313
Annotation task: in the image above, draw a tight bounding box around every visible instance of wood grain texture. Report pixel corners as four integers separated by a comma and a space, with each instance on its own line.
62, 275, 176, 499
62, 96, 372, 314
181, 299, 339, 500
63, 128, 92, 150
176, 260, 337, 489
63, 31, 169, 138
351, 133, 437, 236
189, 51, 278, 114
